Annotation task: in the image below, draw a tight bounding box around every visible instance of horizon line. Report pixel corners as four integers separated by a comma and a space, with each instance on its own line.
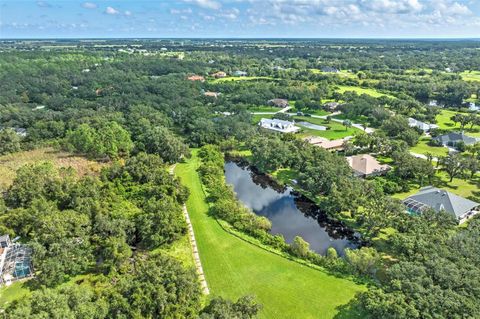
1, 36, 480, 41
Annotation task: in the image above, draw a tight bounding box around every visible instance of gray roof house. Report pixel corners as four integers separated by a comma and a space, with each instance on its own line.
433, 132, 478, 147
321, 66, 339, 73
403, 186, 479, 224
233, 70, 247, 77
267, 98, 289, 108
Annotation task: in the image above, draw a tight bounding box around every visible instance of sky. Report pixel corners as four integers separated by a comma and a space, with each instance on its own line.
1, 0, 480, 38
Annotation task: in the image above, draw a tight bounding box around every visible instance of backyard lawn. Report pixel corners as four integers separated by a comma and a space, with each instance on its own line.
295, 116, 361, 140
435, 110, 480, 136
409, 137, 449, 158
393, 170, 480, 201
334, 85, 395, 98
175, 152, 366, 319
248, 106, 282, 113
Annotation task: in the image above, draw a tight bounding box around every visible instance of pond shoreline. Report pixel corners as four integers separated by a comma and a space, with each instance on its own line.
224, 155, 362, 255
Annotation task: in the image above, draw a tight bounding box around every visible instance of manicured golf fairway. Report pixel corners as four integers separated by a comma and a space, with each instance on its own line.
175, 152, 366, 319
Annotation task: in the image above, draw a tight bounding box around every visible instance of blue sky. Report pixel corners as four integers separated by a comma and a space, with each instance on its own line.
1, 0, 480, 38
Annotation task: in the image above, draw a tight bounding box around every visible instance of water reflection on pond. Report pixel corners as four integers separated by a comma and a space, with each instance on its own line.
224, 160, 359, 256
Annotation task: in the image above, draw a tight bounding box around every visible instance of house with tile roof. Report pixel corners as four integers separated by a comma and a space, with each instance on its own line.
346, 154, 391, 178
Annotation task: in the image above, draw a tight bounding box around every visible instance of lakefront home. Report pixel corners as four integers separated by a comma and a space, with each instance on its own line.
432, 132, 478, 147
408, 118, 439, 132
259, 118, 300, 133
403, 186, 479, 224
304, 136, 350, 151
346, 154, 391, 178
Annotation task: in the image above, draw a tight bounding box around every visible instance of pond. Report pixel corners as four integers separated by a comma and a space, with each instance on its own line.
224, 160, 359, 256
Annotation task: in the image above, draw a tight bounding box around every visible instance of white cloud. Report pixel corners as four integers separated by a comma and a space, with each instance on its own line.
81, 2, 97, 9
360, 0, 423, 14
182, 0, 221, 10
105, 6, 120, 15
36, 1, 51, 8
124, 10, 132, 16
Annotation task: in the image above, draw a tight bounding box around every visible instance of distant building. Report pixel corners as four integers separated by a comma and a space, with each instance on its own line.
428, 100, 438, 107
321, 66, 339, 73
267, 98, 289, 108
468, 102, 479, 112
0, 235, 11, 248
408, 118, 439, 132
259, 118, 300, 133
211, 71, 227, 78
304, 136, 350, 151
233, 70, 247, 77
187, 75, 205, 82
433, 132, 478, 147
346, 154, 391, 178
403, 186, 479, 224
324, 102, 340, 111
204, 91, 220, 98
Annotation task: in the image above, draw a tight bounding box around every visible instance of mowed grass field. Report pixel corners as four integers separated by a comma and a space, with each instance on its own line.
175, 152, 366, 319
0, 148, 104, 191
334, 85, 395, 98
435, 110, 480, 137
409, 137, 449, 158
295, 116, 361, 140
393, 170, 480, 201
460, 70, 480, 82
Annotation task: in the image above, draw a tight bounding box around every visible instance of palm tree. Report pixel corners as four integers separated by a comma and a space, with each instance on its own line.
343, 120, 352, 131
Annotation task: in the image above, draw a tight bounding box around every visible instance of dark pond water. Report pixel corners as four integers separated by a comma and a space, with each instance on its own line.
224, 160, 359, 256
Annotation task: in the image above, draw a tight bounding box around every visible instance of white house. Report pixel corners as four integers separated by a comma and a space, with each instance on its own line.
468, 102, 479, 112
428, 100, 438, 107
259, 118, 300, 133
408, 118, 439, 132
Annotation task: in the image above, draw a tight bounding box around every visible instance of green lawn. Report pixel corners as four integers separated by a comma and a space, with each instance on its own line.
210, 76, 275, 83
409, 137, 448, 158
295, 116, 361, 140
393, 170, 480, 202
334, 85, 395, 98
333, 114, 370, 126
175, 152, 366, 319
460, 70, 480, 82
435, 110, 480, 136
251, 114, 273, 124
0, 281, 30, 308
154, 232, 195, 269
249, 106, 281, 113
